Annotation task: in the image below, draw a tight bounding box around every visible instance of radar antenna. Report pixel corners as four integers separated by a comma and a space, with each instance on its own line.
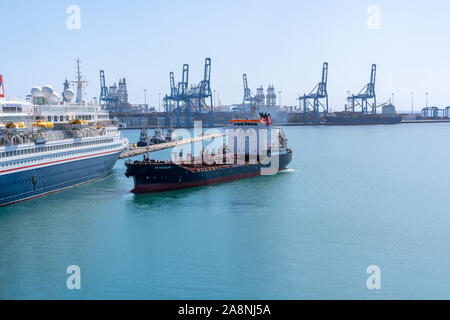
70, 58, 88, 104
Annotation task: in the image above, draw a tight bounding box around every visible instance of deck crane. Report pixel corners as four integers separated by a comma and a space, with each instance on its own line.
298, 62, 329, 123
346, 64, 377, 114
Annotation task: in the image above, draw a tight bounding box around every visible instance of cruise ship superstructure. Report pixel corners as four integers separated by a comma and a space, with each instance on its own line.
0, 62, 128, 206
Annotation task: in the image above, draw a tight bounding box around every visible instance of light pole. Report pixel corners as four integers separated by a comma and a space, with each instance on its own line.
158, 93, 161, 111
213, 90, 216, 108
278, 91, 282, 108
144, 89, 148, 113
410, 91, 414, 115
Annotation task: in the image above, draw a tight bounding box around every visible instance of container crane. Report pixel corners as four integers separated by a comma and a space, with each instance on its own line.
298, 62, 329, 123
99, 70, 118, 110
175, 64, 190, 127
242, 74, 255, 115
347, 64, 377, 114
99, 70, 108, 103
165, 58, 215, 128
190, 58, 214, 127
164, 72, 178, 127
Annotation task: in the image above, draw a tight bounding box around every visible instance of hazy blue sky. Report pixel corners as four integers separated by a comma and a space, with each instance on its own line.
1, 0, 449, 111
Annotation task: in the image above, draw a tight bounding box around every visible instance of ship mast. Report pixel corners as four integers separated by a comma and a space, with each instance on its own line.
71, 58, 88, 104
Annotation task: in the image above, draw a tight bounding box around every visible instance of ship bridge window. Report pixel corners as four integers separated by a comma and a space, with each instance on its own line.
48, 116, 52, 122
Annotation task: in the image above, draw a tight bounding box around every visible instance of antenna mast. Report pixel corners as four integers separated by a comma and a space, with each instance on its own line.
71, 58, 88, 104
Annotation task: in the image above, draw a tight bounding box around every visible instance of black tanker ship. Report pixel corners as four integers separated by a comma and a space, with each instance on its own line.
125, 115, 293, 193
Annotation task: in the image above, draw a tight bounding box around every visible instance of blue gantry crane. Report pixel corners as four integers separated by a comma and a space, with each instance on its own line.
99, 70, 119, 108
164, 58, 214, 128
242, 74, 254, 114
298, 62, 329, 123
347, 64, 377, 114
99, 70, 109, 103
421, 106, 439, 119
163, 71, 178, 127
177, 64, 191, 127
421, 106, 450, 119
164, 63, 190, 127
190, 58, 214, 127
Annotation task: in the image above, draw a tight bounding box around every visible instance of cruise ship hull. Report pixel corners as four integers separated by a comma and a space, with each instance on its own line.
0, 150, 122, 207
126, 151, 292, 194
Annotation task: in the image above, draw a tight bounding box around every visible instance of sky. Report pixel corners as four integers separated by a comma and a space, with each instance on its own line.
1, 0, 449, 112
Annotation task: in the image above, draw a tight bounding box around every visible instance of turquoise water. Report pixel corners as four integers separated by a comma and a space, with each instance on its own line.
1, 124, 450, 299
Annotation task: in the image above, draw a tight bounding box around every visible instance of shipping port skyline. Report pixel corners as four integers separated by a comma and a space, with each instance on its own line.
1, 0, 450, 110
3, 0, 450, 303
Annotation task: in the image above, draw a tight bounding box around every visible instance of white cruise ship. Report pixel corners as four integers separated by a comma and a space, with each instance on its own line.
0, 61, 128, 206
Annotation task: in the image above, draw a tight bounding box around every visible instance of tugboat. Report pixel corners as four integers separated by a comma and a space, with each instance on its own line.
150, 128, 166, 145
124, 113, 292, 194
137, 128, 149, 147
165, 127, 180, 142
118, 122, 127, 129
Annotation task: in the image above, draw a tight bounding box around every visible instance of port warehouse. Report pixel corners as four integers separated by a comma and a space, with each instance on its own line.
99, 58, 450, 128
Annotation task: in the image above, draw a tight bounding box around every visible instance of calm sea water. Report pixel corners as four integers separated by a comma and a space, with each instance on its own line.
1, 124, 450, 299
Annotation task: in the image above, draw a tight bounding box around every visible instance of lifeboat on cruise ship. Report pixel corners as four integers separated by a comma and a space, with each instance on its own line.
32, 120, 54, 128
69, 119, 89, 127
6, 122, 26, 130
